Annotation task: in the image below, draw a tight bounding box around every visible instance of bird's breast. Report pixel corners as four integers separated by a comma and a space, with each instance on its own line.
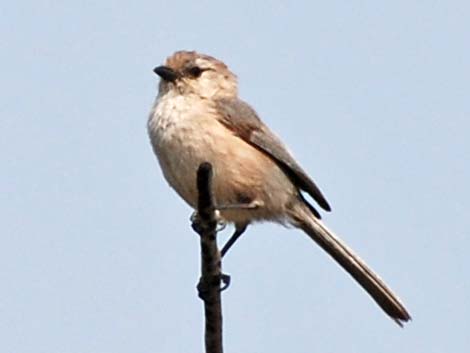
148, 93, 295, 225
148, 93, 231, 206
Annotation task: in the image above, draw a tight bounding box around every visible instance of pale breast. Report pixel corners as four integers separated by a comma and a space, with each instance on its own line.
148, 92, 296, 225
148, 93, 226, 206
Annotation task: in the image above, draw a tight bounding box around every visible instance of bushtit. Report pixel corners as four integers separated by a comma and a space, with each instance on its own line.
148, 51, 411, 325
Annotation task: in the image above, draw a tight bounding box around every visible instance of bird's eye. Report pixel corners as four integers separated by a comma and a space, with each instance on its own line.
186, 66, 204, 78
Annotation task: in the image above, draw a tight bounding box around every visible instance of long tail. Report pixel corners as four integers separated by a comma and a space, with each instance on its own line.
289, 204, 411, 326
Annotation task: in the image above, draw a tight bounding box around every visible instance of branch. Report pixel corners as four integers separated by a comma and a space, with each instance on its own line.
192, 162, 224, 353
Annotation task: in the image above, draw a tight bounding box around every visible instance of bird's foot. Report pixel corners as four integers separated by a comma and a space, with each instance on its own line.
197, 273, 231, 300
190, 210, 226, 233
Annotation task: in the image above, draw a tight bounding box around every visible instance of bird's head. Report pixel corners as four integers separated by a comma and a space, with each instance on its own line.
154, 51, 238, 99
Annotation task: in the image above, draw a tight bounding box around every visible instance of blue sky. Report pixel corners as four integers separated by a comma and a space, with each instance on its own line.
1, 1, 469, 352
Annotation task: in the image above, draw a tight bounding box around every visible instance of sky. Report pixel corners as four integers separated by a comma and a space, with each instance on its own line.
1, 1, 469, 352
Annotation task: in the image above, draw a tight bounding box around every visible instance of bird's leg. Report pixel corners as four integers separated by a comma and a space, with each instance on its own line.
217, 200, 261, 257
193, 200, 258, 256
221, 224, 247, 257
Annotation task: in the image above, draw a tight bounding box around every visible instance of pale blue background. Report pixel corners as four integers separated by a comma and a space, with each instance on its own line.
1, 1, 469, 352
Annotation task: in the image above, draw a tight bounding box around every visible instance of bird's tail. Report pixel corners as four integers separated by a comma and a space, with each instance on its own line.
289, 204, 411, 326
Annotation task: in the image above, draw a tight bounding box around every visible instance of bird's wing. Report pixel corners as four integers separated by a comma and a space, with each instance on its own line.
214, 98, 331, 212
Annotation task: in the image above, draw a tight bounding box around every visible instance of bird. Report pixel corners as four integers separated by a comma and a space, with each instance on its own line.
147, 50, 411, 326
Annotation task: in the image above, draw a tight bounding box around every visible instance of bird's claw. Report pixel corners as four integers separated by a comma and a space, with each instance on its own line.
220, 273, 231, 291
216, 219, 227, 232
190, 210, 226, 233
197, 273, 231, 300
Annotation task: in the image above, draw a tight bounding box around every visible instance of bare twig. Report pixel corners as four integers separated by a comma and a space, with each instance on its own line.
192, 162, 224, 353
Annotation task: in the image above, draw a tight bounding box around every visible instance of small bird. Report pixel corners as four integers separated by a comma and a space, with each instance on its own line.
148, 50, 411, 326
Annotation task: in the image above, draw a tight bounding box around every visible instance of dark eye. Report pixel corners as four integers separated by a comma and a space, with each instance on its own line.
186, 66, 203, 78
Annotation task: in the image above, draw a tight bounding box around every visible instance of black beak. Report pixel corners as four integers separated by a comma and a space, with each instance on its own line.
153, 66, 179, 82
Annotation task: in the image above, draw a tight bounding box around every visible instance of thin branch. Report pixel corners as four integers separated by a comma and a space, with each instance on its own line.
192, 162, 224, 353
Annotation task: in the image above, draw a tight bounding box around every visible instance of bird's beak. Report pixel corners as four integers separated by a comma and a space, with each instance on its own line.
153, 66, 179, 82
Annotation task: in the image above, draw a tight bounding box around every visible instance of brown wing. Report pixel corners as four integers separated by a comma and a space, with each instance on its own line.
214, 98, 331, 213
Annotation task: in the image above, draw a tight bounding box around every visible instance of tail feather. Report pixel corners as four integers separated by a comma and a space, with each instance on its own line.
290, 205, 411, 326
